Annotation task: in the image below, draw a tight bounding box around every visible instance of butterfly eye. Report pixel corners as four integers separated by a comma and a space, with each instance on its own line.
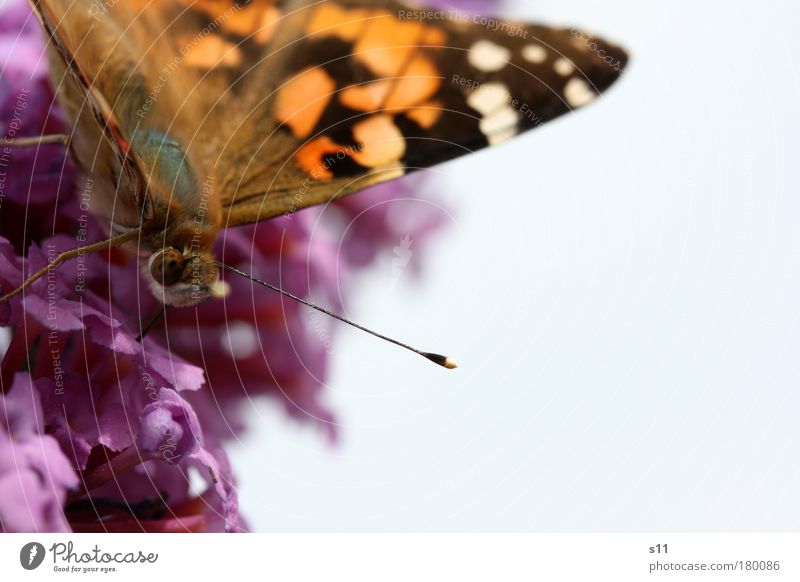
150, 247, 185, 287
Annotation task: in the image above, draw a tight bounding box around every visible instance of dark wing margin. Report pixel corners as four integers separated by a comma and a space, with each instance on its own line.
221, 0, 628, 226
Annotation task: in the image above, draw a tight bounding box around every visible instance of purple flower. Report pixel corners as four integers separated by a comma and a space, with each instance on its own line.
138, 388, 201, 463
0, 373, 78, 532
0, 0, 453, 532
334, 178, 446, 271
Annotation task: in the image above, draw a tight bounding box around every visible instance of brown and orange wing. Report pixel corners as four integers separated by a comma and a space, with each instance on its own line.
219, 0, 628, 226
30, 0, 288, 220
32, 0, 627, 228
27, 0, 150, 209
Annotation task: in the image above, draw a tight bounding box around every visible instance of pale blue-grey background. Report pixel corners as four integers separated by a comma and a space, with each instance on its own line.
229, 0, 800, 531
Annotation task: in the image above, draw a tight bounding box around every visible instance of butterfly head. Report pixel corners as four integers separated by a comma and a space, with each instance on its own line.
133, 130, 228, 306
148, 246, 228, 307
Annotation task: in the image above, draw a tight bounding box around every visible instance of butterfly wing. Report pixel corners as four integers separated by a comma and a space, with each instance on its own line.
31, 0, 627, 229
218, 0, 628, 226
27, 0, 151, 224
28, 0, 285, 230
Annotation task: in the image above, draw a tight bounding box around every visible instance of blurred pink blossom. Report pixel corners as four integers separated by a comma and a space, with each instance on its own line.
0, 0, 454, 532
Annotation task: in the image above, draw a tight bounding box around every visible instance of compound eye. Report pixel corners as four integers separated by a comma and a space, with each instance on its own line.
151, 247, 185, 287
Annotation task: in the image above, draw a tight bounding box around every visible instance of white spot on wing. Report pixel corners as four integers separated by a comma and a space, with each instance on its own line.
564, 78, 597, 108
467, 83, 511, 115
522, 44, 547, 64
480, 106, 520, 145
468, 40, 511, 73
466, 82, 519, 145
553, 58, 575, 76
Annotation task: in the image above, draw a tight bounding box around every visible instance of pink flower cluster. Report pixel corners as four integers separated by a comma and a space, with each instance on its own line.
0, 0, 446, 532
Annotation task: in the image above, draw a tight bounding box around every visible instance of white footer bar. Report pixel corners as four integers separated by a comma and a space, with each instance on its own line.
1, 533, 797, 581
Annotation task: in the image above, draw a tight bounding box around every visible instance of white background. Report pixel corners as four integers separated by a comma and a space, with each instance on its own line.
227, 0, 800, 531
5, 0, 794, 532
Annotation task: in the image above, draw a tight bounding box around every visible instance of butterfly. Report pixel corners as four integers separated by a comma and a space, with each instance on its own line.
6, 0, 626, 362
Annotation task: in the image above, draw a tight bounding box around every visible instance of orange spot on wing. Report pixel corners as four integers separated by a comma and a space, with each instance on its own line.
185, 0, 231, 18
183, 35, 242, 68
406, 100, 444, 128
306, 6, 444, 117
275, 67, 336, 138
339, 81, 392, 112
340, 57, 441, 112
306, 5, 446, 59
295, 136, 346, 180
424, 28, 447, 47
351, 114, 406, 168
225, 5, 281, 43
354, 12, 425, 77
182, 1, 280, 44
383, 55, 441, 109
307, 4, 371, 41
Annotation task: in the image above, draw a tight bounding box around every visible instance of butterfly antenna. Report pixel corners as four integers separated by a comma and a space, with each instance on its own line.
216, 262, 457, 370
0, 230, 140, 303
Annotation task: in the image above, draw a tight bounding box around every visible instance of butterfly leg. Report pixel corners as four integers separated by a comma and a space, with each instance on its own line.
0, 229, 140, 303
2, 134, 70, 148
135, 305, 167, 342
